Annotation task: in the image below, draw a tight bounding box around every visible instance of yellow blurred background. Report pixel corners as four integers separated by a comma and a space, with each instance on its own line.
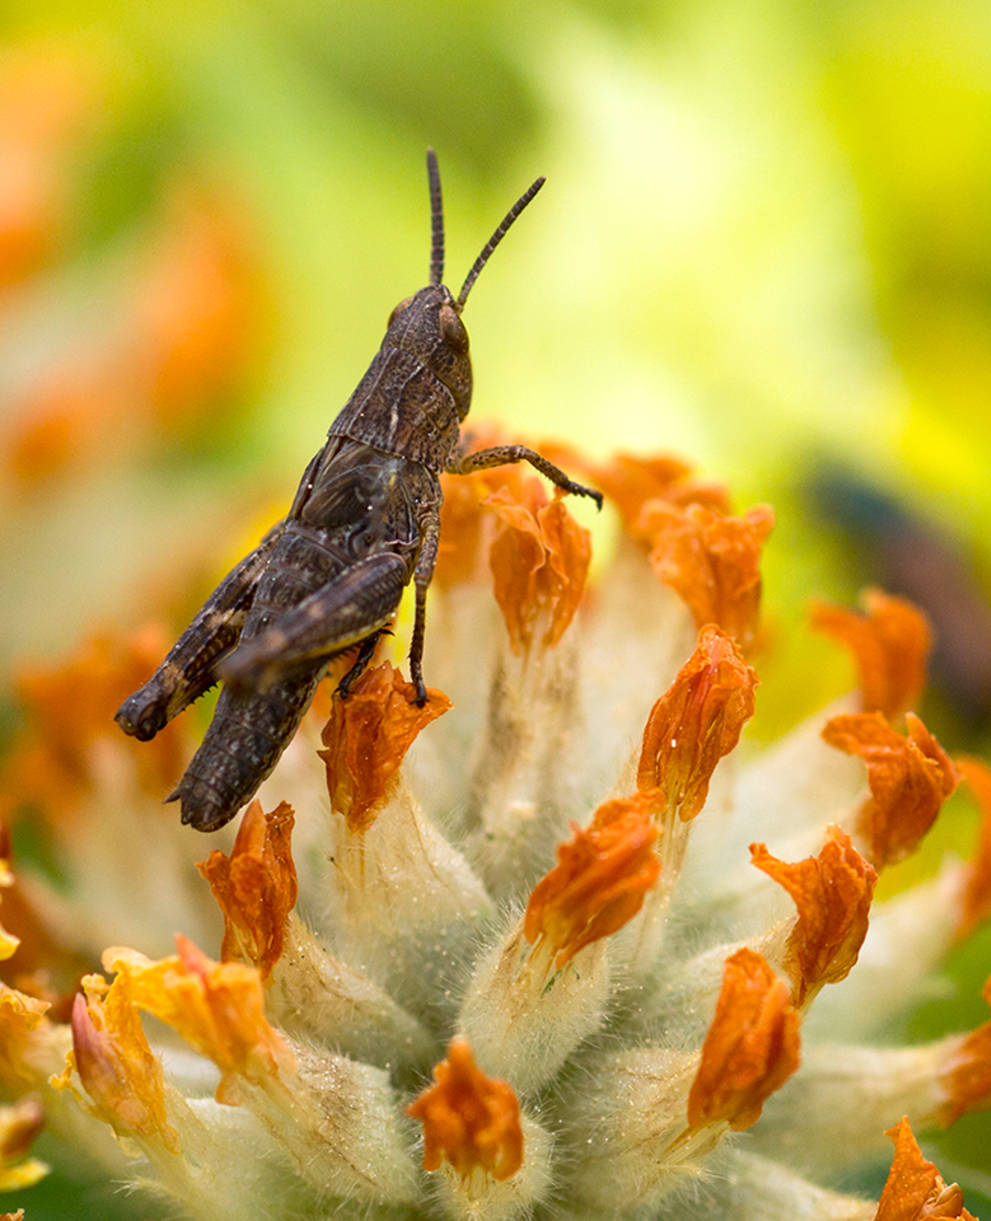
1, 1, 990, 1214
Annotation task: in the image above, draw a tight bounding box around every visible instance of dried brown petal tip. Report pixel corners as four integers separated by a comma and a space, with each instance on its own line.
196, 800, 298, 979
686, 947, 800, 1132
822, 711, 958, 868
638, 624, 758, 822
955, 755, 991, 938
876, 1117, 977, 1221
810, 589, 932, 719
406, 1038, 523, 1183
642, 503, 773, 650
524, 794, 660, 969
750, 825, 877, 1007
319, 662, 452, 834
486, 480, 591, 655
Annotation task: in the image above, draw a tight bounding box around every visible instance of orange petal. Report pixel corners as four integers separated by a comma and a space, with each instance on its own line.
435, 423, 522, 588
642, 503, 774, 650
954, 755, 991, 938
104, 935, 294, 1104
66, 974, 179, 1151
524, 793, 660, 969
686, 947, 800, 1132
637, 625, 758, 821
822, 712, 958, 868
319, 663, 452, 834
1, 626, 189, 825
486, 481, 592, 654
0, 1094, 43, 1163
197, 801, 298, 979
590, 453, 730, 538
406, 1039, 523, 1182
0, 984, 51, 1089
750, 826, 877, 1006
810, 589, 932, 719
128, 185, 257, 425
936, 976, 991, 1127
876, 1117, 977, 1221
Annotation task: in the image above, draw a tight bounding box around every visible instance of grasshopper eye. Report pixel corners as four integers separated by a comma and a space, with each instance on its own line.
388, 296, 414, 326
439, 303, 468, 353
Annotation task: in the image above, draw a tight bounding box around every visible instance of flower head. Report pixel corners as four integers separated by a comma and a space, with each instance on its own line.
1, 431, 989, 1220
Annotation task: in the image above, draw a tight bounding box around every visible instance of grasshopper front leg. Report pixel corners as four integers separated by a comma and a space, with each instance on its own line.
115, 522, 284, 741
408, 507, 441, 706
448, 444, 603, 509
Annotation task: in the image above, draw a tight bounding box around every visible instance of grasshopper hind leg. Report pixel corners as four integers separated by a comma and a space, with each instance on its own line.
168, 665, 321, 832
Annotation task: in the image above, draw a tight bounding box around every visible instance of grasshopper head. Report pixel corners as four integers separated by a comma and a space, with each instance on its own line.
385, 283, 473, 419
383, 150, 545, 423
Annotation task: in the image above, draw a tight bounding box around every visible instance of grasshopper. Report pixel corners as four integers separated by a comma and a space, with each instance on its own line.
115, 149, 602, 832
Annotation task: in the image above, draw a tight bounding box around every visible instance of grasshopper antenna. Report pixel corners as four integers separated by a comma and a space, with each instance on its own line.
427, 147, 444, 287
456, 174, 545, 310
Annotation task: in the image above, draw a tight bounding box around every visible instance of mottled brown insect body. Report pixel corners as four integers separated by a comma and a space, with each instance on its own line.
116, 150, 601, 832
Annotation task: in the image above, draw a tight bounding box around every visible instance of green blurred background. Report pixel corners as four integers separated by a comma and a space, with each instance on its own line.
2, 0, 991, 1215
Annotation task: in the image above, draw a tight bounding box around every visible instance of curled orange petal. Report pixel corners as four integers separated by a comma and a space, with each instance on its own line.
637, 625, 758, 821
406, 1039, 523, 1183
524, 793, 660, 969
65, 974, 179, 1151
197, 800, 298, 979
487, 480, 592, 654
103, 935, 294, 1104
319, 663, 452, 834
686, 947, 800, 1132
822, 712, 958, 868
750, 826, 877, 1006
810, 589, 932, 719
954, 756, 991, 939
642, 503, 773, 651
876, 1117, 976, 1221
